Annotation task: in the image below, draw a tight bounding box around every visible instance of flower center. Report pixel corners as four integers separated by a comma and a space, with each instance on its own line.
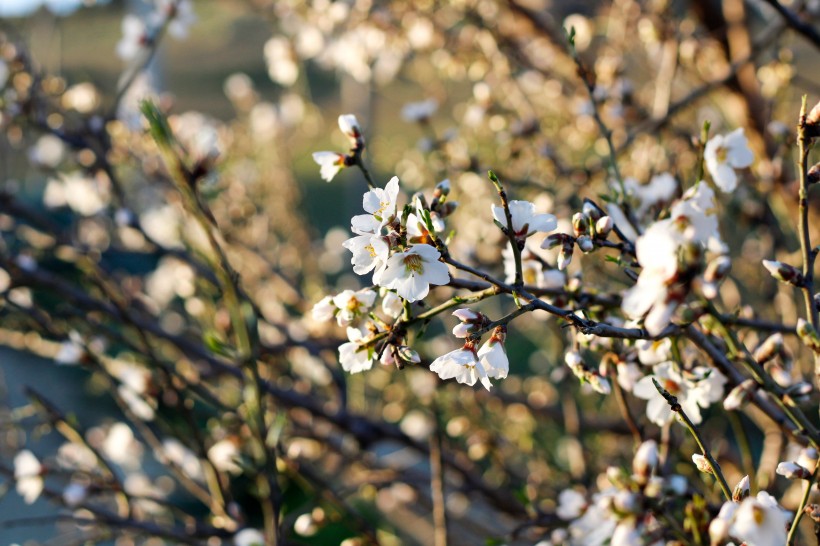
716, 145, 728, 164
366, 244, 377, 258
403, 253, 424, 274
663, 379, 681, 395
346, 298, 361, 312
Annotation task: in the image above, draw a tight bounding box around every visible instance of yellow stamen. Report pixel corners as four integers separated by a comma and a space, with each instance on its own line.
403, 253, 424, 274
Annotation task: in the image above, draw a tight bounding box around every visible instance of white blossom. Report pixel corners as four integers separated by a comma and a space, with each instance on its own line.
342, 233, 390, 278
429, 344, 492, 390
332, 289, 377, 327
632, 363, 727, 426
312, 151, 345, 182
338, 327, 374, 373
375, 244, 449, 303
477, 332, 509, 380
14, 450, 43, 504
234, 528, 265, 546
705, 128, 754, 193
729, 492, 790, 546
352, 176, 401, 234
117, 15, 148, 61
491, 200, 557, 239
311, 296, 336, 323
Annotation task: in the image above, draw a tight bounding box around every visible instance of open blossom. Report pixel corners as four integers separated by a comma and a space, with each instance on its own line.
343, 233, 390, 277
624, 173, 678, 220
352, 176, 401, 234
14, 450, 44, 504
312, 151, 346, 182
311, 295, 336, 322
704, 128, 754, 192
491, 200, 557, 239
477, 328, 509, 379
429, 343, 492, 390
632, 363, 727, 426
338, 327, 374, 373
722, 492, 790, 546
332, 289, 376, 326
374, 244, 449, 303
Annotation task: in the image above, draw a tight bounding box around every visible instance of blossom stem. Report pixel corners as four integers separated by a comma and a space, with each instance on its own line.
354, 156, 377, 190
651, 378, 733, 501
798, 96, 819, 331
787, 462, 818, 545
487, 170, 524, 306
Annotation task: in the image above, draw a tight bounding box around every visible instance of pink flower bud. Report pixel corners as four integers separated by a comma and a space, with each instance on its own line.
732, 475, 750, 502
776, 461, 811, 480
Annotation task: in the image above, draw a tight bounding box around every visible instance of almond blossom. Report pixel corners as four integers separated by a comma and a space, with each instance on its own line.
429, 343, 492, 390
374, 243, 449, 303
632, 362, 727, 426
311, 151, 346, 182
331, 288, 377, 326
491, 200, 557, 240
338, 327, 375, 373
704, 128, 754, 193
352, 176, 400, 234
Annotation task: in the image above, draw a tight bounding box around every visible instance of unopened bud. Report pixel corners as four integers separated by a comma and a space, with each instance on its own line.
798, 447, 818, 474
769, 363, 793, 387
704, 255, 731, 283
558, 240, 574, 270
762, 259, 804, 286
541, 232, 566, 250
633, 440, 659, 483
723, 379, 756, 411
582, 200, 602, 221
338, 114, 364, 148
807, 100, 820, 128
805, 504, 820, 523
572, 212, 589, 237
776, 461, 812, 480
453, 308, 481, 322
753, 333, 784, 364
732, 475, 750, 502
692, 454, 712, 474
397, 346, 421, 364
588, 374, 611, 395
565, 351, 584, 373
434, 178, 451, 197
612, 490, 640, 514
595, 216, 613, 238
808, 163, 820, 185
797, 318, 820, 352
576, 235, 594, 253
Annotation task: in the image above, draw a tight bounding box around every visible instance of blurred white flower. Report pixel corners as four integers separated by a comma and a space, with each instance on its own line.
208, 438, 242, 475
705, 128, 754, 193
117, 15, 148, 61
55, 331, 85, 365
234, 528, 265, 546
374, 243, 449, 302
402, 99, 438, 122
29, 134, 66, 168
632, 363, 727, 426
44, 172, 110, 216
14, 450, 43, 504
264, 36, 299, 86
158, 0, 197, 39
311, 296, 336, 323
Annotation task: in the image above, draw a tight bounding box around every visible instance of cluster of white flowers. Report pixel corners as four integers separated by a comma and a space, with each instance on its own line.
117, 0, 196, 62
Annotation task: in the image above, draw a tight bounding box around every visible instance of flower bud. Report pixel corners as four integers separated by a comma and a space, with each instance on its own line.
612, 490, 640, 514
582, 200, 602, 222
798, 447, 818, 474
452, 308, 486, 338
338, 114, 363, 147
753, 333, 783, 364
633, 440, 658, 483
541, 232, 566, 250
797, 318, 820, 352
692, 454, 712, 474
434, 178, 451, 197
558, 240, 574, 271
723, 379, 756, 411
732, 475, 750, 502
776, 461, 811, 480
576, 235, 594, 253
572, 212, 589, 237
704, 255, 731, 283
453, 308, 480, 322
397, 346, 421, 364
808, 163, 820, 185
565, 351, 584, 373
588, 374, 611, 395
762, 259, 804, 286
595, 216, 613, 238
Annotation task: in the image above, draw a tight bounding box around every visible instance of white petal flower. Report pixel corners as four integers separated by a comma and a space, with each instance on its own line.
208, 439, 242, 475
342, 234, 390, 277
632, 363, 726, 426
375, 244, 449, 303
730, 492, 789, 546
117, 15, 148, 61
332, 289, 377, 327
338, 114, 362, 140
429, 344, 493, 390
312, 151, 345, 182
381, 290, 404, 318
14, 450, 43, 505
491, 200, 557, 239
311, 296, 336, 323
355, 176, 401, 233
705, 128, 754, 193
556, 488, 587, 520
338, 327, 374, 374
477, 336, 509, 380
